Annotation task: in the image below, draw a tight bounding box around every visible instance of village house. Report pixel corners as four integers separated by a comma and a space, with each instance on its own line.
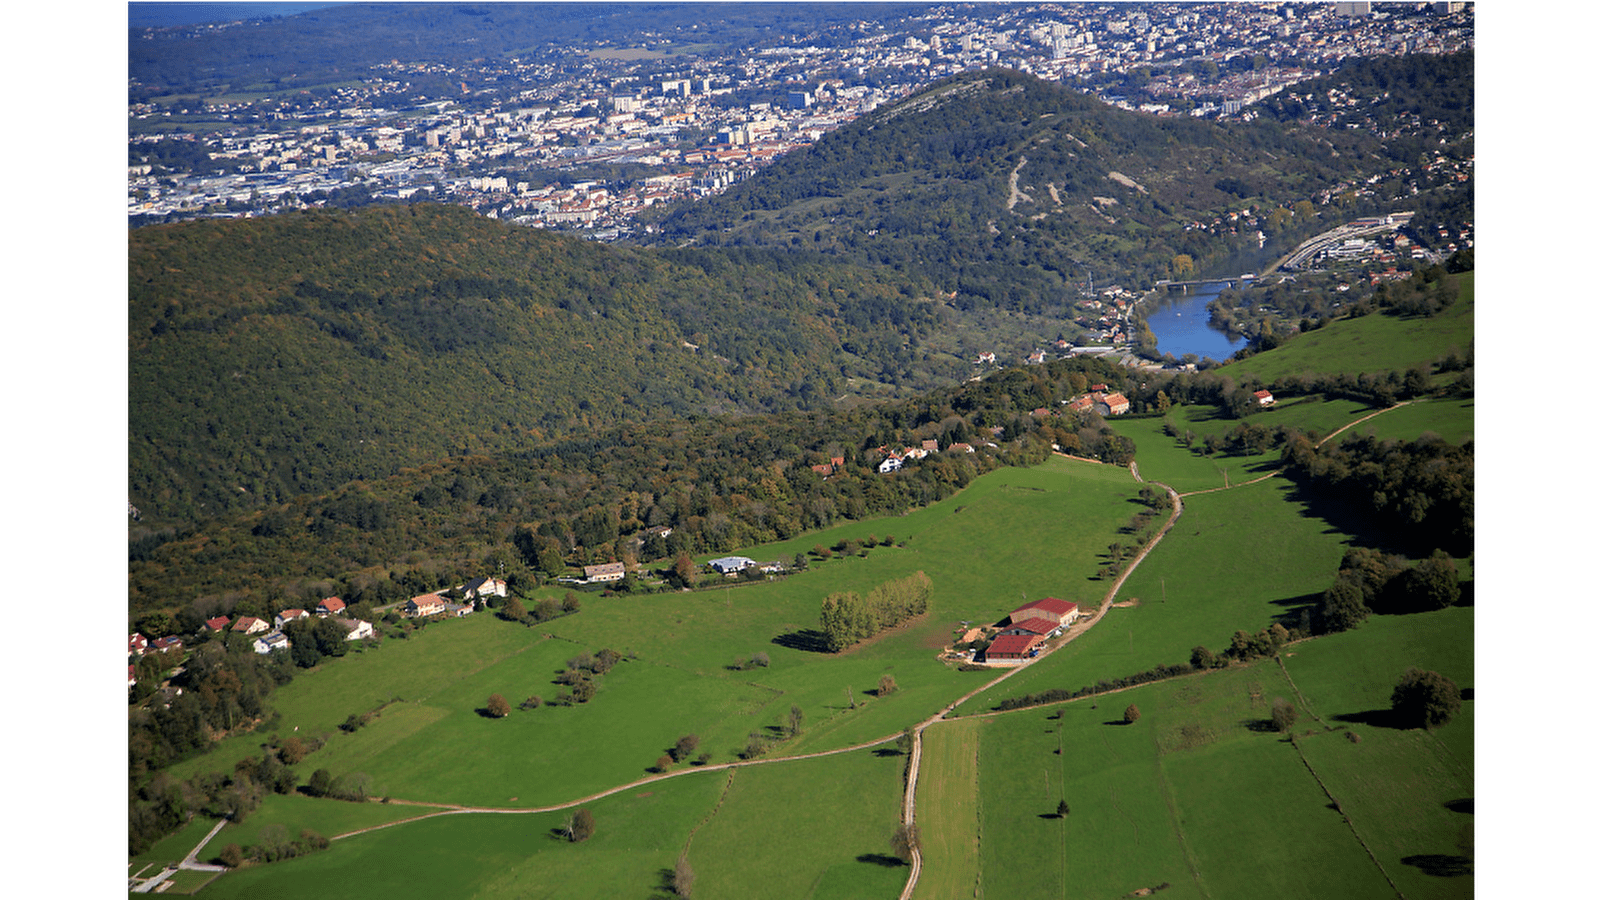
151, 636, 184, 655
1095, 392, 1131, 416
253, 632, 292, 654
274, 608, 310, 630
404, 593, 447, 618
878, 456, 903, 474
583, 561, 627, 583
316, 596, 346, 617
976, 351, 997, 365
1253, 389, 1276, 407
333, 618, 375, 641
231, 616, 270, 636
129, 633, 148, 656
203, 616, 232, 633
462, 576, 509, 600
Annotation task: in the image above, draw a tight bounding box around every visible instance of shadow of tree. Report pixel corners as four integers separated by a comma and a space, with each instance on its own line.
1401, 854, 1472, 877
772, 629, 830, 653
1444, 797, 1473, 814
856, 853, 907, 868
1333, 708, 1407, 730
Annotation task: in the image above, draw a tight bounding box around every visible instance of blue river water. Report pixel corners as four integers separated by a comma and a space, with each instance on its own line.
1140, 282, 1247, 363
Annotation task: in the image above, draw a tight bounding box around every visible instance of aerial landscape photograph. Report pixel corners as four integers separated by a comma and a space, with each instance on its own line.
35, 0, 1554, 895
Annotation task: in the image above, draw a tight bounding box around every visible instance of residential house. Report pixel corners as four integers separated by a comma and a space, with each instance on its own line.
1026, 350, 1047, 364
151, 636, 185, 655
1008, 597, 1080, 628
921, 439, 940, 453
583, 562, 627, 583
316, 596, 347, 617
462, 577, 509, 600
878, 456, 903, 474
203, 616, 232, 633
976, 351, 997, 365
1253, 389, 1276, 407
231, 616, 270, 636
274, 608, 310, 630
1090, 391, 1130, 416
334, 618, 375, 641
129, 633, 148, 656
1067, 395, 1094, 413
253, 632, 292, 654
951, 442, 974, 453
404, 593, 447, 618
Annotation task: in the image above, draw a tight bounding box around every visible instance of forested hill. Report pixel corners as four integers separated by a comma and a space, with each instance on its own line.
639, 69, 1386, 307
130, 204, 955, 522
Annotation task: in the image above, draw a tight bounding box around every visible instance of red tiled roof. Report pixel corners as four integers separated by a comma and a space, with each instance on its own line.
1011, 597, 1077, 618
986, 633, 1045, 657
1008, 617, 1060, 635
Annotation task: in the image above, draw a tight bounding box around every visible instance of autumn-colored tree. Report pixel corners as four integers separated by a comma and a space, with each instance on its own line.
1271, 697, 1298, 733
486, 693, 511, 718
890, 822, 920, 863
1123, 704, 1141, 725
877, 674, 898, 696
567, 808, 595, 842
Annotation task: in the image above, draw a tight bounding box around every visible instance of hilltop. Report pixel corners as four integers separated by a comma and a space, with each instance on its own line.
640, 69, 1403, 305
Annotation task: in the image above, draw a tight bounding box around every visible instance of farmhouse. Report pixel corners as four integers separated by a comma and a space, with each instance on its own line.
1000, 616, 1063, 638
985, 632, 1047, 660
1008, 597, 1080, 628
1253, 389, 1276, 407
404, 593, 447, 618
1094, 391, 1131, 416
583, 561, 627, 583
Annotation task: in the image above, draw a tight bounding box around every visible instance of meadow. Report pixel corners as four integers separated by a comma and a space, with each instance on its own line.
1224, 279, 1474, 385
915, 604, 1472, 899
158, 380, 1471, 898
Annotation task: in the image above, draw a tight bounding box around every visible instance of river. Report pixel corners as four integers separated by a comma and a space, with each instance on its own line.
1140, 282, 1247, 363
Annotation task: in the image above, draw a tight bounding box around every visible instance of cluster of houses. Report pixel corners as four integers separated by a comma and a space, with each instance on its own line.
1064, 384, 1132, 417
874, 438, 977, 474
961, 597, 1082, 664
129, 576, 514, 687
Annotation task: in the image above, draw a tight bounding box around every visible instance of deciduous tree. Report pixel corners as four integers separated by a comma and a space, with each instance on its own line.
1123, 704, 1141, 725
1390, 668, 1461, 730
486, 693, 511, 718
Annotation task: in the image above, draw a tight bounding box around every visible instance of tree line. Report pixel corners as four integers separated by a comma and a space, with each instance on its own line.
819, 571, 933, 652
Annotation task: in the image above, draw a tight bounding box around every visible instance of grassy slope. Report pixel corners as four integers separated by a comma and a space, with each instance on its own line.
167, 456, 1139, 810
1223, 276, 1474, 384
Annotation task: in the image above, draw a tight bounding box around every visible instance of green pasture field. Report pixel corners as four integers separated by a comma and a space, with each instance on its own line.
192, 747, 905, 900
951, 657, 1428, 898
129, 814, 218, 876
687, 748, 910, 900
952, 475, 1350, 716
1223, 277, 1474, 384
1326, 396, 1475, 446
162, 456, 1143, 820
1112, 396, 1381, 493
191, 764, 728, 900
909, 717, 983, 900
213, 793, 447, 854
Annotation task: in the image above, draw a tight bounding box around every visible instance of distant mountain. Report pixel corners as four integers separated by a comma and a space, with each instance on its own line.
640, 69, 1387, 306
129, 204, 953, 521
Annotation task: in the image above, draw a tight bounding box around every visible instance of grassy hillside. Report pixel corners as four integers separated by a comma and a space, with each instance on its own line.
1223, 274, 1474, 384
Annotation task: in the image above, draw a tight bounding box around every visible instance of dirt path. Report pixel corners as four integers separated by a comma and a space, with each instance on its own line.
1178, 401, 1413, 500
